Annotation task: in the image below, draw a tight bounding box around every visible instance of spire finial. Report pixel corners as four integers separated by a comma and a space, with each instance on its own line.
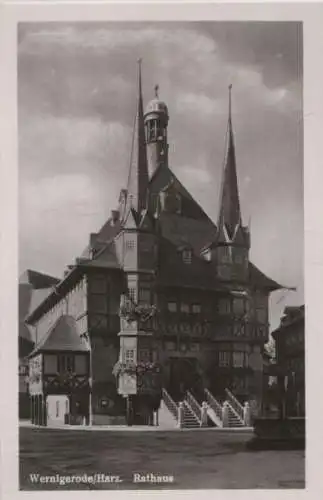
154, 84, 159, 98
137, 58, 142, 91
228, 83, 233, 122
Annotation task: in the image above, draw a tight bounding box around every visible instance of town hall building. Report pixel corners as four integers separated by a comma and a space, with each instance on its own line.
23, 62, 286, 427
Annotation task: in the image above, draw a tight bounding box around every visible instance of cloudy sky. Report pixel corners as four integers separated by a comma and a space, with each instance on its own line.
18, 21, 303, 330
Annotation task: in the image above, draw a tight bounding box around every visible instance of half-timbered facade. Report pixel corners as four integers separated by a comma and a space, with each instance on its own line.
24, 62, 286, 425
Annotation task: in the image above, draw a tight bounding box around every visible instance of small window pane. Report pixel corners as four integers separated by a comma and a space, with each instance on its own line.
180, 303, 190, 313
125, 240, 135, 250
167, 302, 177, 312
44, 354, 58, 374
75, 355, 87, 375
233, 298, 244, 315
139, 288, 151, 303
165, 341, 176, 351
125, 349, 135, 363
256, 309, 267, 323
233, 352, 244, 368
139, 349, 150, 361
192, 304, 201, 314
218, 299, 231, 314
182, 250, 192, 264
219, 351, 230, 367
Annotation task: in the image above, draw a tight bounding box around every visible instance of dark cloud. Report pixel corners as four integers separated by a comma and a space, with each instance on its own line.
197, 21, 303, 88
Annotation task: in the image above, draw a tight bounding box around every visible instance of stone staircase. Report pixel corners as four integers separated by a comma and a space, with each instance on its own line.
160, 387, 250, 429
204, 388, 224, 427
224, 388, 246, 427
182, 400, 200, 428
227, 404, 245, 427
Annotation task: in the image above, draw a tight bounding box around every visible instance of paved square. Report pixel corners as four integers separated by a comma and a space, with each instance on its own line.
19, 427, 305, 489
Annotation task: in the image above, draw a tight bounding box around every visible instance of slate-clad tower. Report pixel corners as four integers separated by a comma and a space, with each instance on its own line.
202, 85, 250, 283
115, 61, 161, 422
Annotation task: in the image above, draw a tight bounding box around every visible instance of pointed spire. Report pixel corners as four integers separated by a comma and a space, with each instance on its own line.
125, 59, 149, 216
217, 84, 242, 239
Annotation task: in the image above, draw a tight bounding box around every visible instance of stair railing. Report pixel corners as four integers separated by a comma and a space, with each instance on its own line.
204, 388, 223, 421
162, 388, 178, 420
185, 391, 202, 421
225, 388, 244, 421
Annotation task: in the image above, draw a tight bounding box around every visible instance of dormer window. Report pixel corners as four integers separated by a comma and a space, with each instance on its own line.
218, 246, 231, 263
182, 249, 192, 264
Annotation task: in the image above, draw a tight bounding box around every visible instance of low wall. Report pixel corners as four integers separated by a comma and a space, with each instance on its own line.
254, 417, 305, 439
247, 417, 305, 450
92, 414, 127, 426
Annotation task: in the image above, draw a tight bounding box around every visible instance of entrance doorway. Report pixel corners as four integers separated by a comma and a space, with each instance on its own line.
169, 357, 201, 401
47, 395, 69, 425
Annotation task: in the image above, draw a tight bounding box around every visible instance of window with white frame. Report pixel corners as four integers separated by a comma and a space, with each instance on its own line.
219, 351, 231, 367
125, 349, 135, 363
192, 304, 201, 314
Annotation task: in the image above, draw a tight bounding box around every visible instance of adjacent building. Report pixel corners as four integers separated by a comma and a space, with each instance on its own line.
23, 63, 288, 425
271, 305, 305, 417
19, 270, 60, 418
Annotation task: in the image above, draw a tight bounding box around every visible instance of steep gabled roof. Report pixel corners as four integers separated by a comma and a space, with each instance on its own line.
249, 263, 286, 291
29, 315, 89, 357
149, 163, 215, 223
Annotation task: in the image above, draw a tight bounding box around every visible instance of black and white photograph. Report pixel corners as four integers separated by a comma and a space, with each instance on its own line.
14, 13, 306, 491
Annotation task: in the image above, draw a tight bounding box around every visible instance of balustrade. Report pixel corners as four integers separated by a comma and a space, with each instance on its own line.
162, 388, 178, 420
204, 388, 222, 420
185, 391, 201, 421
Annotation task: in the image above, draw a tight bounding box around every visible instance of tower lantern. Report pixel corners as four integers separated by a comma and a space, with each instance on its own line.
144, 85, 169, 178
